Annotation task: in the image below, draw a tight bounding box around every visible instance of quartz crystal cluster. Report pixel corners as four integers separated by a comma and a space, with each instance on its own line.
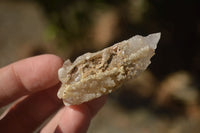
58, 33, 161, 106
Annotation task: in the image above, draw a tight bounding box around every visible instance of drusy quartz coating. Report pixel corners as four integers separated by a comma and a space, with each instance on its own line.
58, 33, 161, 106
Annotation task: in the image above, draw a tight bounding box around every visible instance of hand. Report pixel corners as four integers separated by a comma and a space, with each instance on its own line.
0, 54, 107, 133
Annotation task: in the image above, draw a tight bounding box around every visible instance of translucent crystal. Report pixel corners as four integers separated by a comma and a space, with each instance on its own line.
57, 33, 161, 106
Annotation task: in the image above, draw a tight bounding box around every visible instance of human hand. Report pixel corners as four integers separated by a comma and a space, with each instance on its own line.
0, 54, 107, 133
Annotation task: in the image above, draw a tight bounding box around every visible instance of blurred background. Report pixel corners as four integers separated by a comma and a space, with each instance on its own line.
0, 0, 200, 132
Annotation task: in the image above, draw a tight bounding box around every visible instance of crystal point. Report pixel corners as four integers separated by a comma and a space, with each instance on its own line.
145, 32, 161, 49
58, 33, 161, 105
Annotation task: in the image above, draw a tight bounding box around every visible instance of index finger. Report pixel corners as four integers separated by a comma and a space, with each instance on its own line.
0, 54, 63, 107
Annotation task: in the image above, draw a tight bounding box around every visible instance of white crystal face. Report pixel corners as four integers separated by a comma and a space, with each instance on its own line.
57, 33, 161, 106
144, 33, 161, 49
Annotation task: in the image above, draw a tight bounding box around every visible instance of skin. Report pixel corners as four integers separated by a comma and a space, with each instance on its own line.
0, 54, 107, 133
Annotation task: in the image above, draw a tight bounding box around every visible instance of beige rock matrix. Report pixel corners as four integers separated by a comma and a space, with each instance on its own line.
57, 33, 161, 106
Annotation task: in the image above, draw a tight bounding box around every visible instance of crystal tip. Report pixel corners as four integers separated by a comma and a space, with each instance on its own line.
145, 32, 161, 50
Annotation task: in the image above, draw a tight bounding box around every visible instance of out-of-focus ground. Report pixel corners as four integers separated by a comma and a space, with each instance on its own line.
0, 0, 200, 133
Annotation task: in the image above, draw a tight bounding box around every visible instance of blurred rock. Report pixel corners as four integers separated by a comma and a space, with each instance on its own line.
124, 71, 158, 98
91, 9, 119, 49
109, 71, 158, 109
89, 98, 200, 133
0, 1, 49, 67
156, 71, 198, 105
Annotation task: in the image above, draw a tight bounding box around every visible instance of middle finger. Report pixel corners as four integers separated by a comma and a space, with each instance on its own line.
0, 84, 62, 133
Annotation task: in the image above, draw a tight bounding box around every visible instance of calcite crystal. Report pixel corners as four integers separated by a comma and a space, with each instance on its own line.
58, 33, 161, 106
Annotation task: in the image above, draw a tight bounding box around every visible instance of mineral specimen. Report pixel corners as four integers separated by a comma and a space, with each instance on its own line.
58, 33, 161, 106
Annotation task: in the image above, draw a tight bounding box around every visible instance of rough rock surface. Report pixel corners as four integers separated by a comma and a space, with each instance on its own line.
58, 33, 161, 106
